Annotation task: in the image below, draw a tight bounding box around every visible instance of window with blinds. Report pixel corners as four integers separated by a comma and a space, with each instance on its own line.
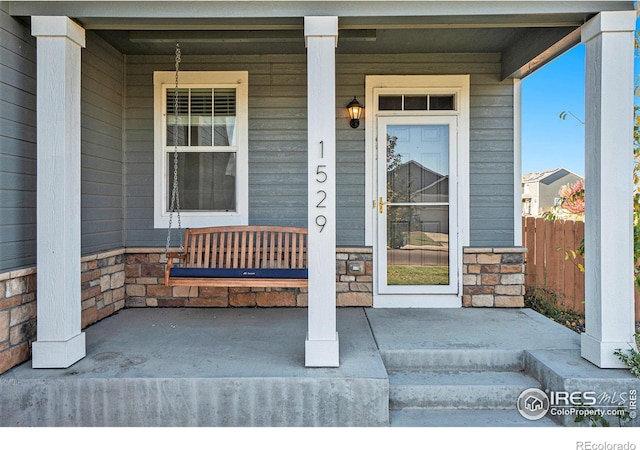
164, 87, 238, 211
154, 71, 248, 228
166, 88, 236, 147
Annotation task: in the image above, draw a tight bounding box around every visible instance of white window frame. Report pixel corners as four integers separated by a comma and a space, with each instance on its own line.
153, 71, 249, 228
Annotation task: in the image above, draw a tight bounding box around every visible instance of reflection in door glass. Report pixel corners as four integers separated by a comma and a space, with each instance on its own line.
386, 125, 449, 203
386, 206, 449, 285
385, 124, 450, 286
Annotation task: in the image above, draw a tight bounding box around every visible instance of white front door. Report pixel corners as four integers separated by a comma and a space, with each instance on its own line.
375, 115, 459, 307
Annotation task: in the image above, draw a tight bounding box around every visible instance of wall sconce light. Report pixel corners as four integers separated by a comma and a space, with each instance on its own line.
347, 96, 363, 129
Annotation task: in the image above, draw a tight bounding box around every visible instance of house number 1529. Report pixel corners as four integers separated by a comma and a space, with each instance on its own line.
315, 142, 327, 232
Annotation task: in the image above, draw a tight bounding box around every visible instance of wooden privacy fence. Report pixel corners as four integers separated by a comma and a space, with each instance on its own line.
522, 216, 640, 321
522, 217, 585, 313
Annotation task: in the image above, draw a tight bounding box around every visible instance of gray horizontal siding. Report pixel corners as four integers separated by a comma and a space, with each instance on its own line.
247, 58, 307, 231
0, 8, 36, 272
124, 52, 514, 248
0, 22, 126, 271
81, 31, 125, 255
469, 74, 515, 246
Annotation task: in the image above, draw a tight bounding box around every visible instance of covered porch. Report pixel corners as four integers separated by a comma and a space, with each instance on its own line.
1, 0, 636, 379
1, 307, 638, 427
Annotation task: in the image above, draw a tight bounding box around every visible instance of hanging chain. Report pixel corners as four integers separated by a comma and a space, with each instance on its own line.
165, 42, 183, 254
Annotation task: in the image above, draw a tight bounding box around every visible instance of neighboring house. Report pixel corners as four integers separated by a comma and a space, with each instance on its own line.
522, 168, 584, 217
387, 159, 449, 237
0, 1, 636, 371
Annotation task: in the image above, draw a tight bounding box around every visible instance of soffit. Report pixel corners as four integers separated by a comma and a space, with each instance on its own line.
93, 27, 528, 56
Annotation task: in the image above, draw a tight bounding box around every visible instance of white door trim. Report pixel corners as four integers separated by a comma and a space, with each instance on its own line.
364, 75, 470, 308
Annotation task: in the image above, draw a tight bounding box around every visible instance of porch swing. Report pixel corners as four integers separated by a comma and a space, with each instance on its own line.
163, 43, 308, 288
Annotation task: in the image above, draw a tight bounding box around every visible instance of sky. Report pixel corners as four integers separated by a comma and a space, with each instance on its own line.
521, 45, 587, 176
521, 21, 640, 178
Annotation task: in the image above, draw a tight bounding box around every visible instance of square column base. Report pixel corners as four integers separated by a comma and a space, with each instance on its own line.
581, 333, 633, 369
32, 332, 86, 369
305, 332, 339, 367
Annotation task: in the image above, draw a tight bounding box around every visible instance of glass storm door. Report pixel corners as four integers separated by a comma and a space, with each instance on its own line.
376, 116, 458, 300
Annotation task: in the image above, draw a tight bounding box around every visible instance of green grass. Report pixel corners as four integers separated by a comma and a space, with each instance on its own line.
387, 265, 449, 285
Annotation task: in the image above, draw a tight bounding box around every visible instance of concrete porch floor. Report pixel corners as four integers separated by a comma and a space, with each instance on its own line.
1, 307, 638, 427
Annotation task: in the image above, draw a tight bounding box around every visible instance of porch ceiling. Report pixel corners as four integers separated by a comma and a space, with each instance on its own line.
8, 1, 634, 78
93, 23, 579, 79
93, 26, 564, 54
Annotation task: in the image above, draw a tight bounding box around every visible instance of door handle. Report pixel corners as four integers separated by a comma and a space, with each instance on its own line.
379, 197, 385, 214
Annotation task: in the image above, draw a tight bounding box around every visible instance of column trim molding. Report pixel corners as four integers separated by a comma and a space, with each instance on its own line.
303, 16, 338, 47
31, 16, 86, 47
581, 10, 636, 43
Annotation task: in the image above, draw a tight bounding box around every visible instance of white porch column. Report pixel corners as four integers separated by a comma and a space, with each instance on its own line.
304, 16, 339, 367
31, 17, 86, 368
581, 11, 637, 368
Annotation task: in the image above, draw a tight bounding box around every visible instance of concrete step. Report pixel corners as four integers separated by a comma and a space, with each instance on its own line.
389, 369, 540, 409
381, 348, 525, 372
390, 408, 560, 427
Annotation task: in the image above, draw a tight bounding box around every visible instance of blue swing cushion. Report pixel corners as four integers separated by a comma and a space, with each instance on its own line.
169, 267, 308, 279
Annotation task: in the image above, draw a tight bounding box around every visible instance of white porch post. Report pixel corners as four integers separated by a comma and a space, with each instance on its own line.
581, 11, 637, 368
304, 16, 339, 367
31, 17, 86, 368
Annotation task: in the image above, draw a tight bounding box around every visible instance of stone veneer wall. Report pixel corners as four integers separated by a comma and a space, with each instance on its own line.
462, 247, 526, 307
80, 250, 126, 326
0, 267, 36, 374
0, 250, 126, 375
336, 248, 373, 306
125, 247, 374, 308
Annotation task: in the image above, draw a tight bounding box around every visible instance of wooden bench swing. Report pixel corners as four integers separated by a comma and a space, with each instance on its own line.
164, 226, 308, 288
162, 43, 307, 289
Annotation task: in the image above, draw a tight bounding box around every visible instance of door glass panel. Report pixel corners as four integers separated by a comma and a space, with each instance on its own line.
386, 205, 449, 285
378, 94, 456, 112
386, 124, 449, 202
379, 95, 403, 111
384, 123, 450, 287
404, 95, 428, 110
429, 95, 455, 111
